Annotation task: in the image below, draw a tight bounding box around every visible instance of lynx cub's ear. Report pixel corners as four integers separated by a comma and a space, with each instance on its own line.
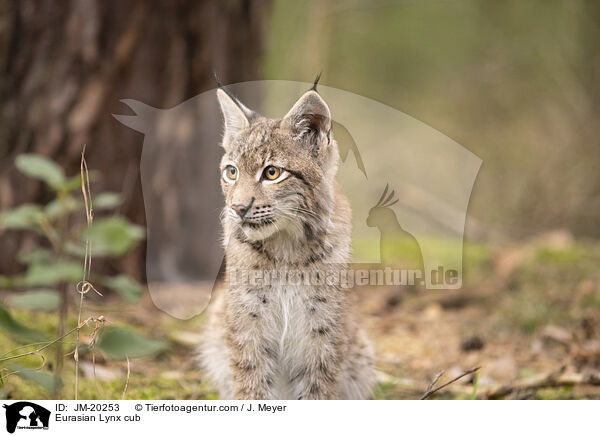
216, 88, 253, 148
283, 90, 332, 145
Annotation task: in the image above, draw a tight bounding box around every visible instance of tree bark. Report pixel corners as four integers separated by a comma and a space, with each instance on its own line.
0, 0, 270, 279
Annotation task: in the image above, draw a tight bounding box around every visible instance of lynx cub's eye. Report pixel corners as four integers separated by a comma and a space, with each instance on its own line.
223, 165, 238, 182
263, 166, 281, 181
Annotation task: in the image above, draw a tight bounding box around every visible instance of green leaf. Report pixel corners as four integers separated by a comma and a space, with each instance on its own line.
4, 362, 57, 392
83, 216, 145, 257
17, 248, 54, 265
97, 326, 167, 360
61, 174, 83, 192
94, 192, 122, 210
64, 241, 86, 257
102, 274, 143, 303
0, 275, 12, 288
24, 261, 82, 286
6, 290, 60, 311
1, 275, 26, 288
15, 154, 65, 189
0, 275, 26, 289
44, 197, 82, 220
0, 204, 43, 230
60, 170, 101, 192
0, 304, 47, 344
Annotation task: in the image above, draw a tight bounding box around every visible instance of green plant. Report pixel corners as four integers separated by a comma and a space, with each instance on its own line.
0, 153, 164, 398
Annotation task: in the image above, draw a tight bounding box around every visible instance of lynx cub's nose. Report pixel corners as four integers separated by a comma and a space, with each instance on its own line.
232, 197, 254, 218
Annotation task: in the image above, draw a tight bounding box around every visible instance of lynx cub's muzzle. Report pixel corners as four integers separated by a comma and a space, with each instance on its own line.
231, 197, 255, 219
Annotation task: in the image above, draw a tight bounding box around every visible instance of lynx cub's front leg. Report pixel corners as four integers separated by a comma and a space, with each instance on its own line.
289, 290, 346, 400
225, 291, 278, 400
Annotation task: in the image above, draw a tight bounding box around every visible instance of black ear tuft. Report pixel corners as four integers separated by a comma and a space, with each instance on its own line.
213, 72, 242, 112
213, 71, 224, 89
213, 71, 258, 123
310, 72, 322, 92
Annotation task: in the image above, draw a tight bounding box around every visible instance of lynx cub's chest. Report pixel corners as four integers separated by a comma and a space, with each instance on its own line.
265, 285, 311, 399
240, 282, 310, 397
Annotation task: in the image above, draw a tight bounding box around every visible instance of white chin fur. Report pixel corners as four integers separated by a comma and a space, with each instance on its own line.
241, 222, 279, 241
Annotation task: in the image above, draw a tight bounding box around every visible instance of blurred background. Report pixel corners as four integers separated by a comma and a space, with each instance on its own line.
1, 0, 599, 399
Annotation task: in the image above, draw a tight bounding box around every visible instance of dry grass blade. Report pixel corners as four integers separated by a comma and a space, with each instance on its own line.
0, 325, 85, 364
425, 370, 445, 393
2, 354, 47, 380
75, 144, 96, 400
122, 356, 130, 400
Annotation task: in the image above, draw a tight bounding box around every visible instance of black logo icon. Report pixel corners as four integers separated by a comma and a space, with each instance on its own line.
2, 402, 50, 434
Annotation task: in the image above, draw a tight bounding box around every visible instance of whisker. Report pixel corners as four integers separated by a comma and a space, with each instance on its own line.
286, 207, 319, 219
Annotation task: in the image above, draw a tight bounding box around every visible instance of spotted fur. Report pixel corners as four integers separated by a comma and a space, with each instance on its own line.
199, 83, 375, 399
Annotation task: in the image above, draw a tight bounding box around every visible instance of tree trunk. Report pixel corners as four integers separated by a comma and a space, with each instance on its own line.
0, 0, 270, 279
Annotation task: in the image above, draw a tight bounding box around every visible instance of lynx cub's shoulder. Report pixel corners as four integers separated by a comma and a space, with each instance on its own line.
199, 79, 375, 399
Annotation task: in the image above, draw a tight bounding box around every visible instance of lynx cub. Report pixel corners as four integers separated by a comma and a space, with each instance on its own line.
200, 78, 375, 400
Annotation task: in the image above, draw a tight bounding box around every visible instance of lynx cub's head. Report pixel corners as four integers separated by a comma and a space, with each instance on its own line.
217, 81, 339, 243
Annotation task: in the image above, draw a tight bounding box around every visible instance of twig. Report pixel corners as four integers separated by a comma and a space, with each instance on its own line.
54, 166, 73, 398
419, 367, 481, 400
54, 282, 67, 398
37, 216, 61, 253
483, 365, 590, 399
122, 356, 130, 400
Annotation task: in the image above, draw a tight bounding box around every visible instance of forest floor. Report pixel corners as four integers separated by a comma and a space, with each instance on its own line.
2, 230, 600, 400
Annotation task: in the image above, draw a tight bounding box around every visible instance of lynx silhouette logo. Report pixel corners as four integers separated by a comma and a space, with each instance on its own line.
114, 80, 481, 318
3, 402, 50, 433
